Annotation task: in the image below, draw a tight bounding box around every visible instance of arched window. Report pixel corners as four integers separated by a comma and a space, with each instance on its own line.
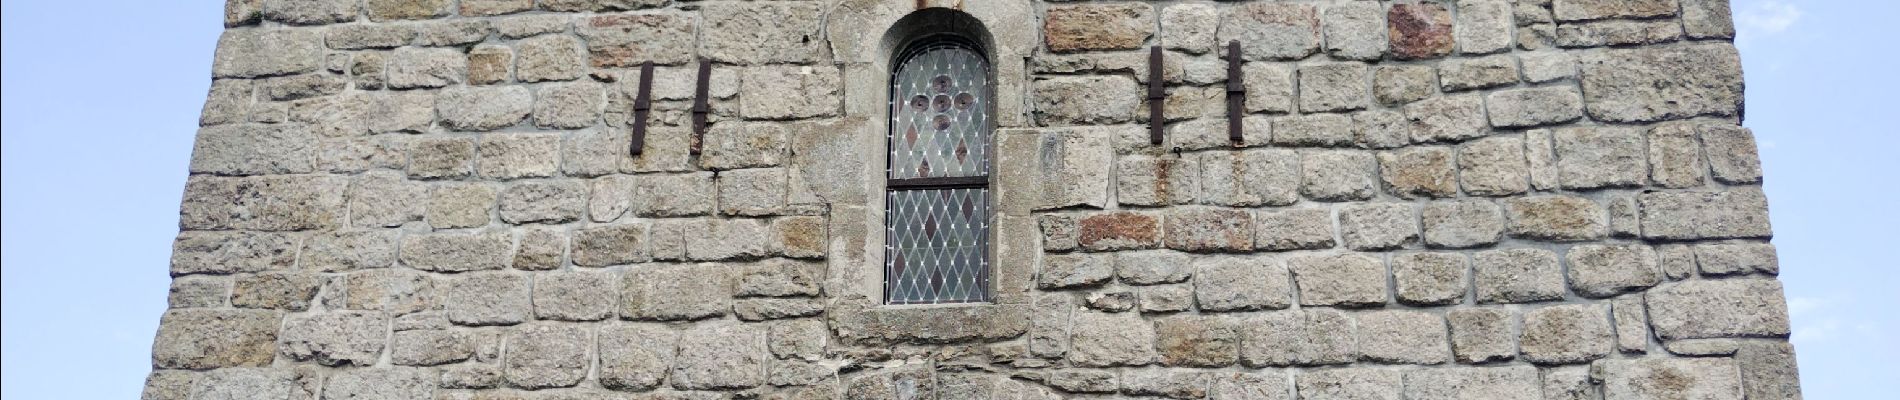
884, 36, 993, 305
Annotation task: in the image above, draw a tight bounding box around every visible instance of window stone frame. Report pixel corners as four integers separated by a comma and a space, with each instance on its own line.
822, 1, 1039, 345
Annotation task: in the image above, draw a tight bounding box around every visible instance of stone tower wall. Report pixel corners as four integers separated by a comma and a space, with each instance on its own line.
147, 0, 1801, 399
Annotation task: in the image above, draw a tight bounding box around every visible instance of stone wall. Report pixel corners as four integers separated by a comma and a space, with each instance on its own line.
148, 0, 1801, 399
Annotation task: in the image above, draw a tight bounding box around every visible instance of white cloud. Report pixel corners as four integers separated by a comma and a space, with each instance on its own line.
1791, 318, 1841, 345
1786, 295, 1822, 318
1736, 1, 1803, 39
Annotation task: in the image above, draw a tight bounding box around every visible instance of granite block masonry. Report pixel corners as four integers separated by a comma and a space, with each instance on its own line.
153, 0, 1798, 399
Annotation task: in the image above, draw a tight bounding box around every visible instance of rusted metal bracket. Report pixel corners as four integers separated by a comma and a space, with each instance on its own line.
630, 61, 654, 156
690, 58, 711, 155
1147, 46, 1165, 145
1225, 41, 1246, 145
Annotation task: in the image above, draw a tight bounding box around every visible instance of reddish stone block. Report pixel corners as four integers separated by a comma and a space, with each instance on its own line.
1388, 3, 1455, 60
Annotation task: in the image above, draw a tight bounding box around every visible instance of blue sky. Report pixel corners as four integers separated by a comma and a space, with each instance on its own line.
1, 1, 1894, 398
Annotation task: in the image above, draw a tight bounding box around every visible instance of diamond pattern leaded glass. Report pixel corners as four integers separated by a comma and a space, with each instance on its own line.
884, 188, 992, 304
885, 40, 993, 305
888, 43, 991, 180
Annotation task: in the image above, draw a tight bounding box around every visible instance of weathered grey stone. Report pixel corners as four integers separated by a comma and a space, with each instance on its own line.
425, 183, 493, 229
1423, 200, 1505, 248
1198, 149, 1298, 207
440, 364, 501, 389
1554, 126, 1648, 189
1520, 52, 1578, 83
1526, 129, 1560, 190
477, 133, 560, 179
576, 12, 696, 67
182, 175, 348, 231
1379, 146, 1457, 199
1487, 87, 1583, 129
532, 271, 615, 321
1695, 242, 1779, 276
441, 272, 529, 326
1473, 248, 1565, 303
400, 230, 511, 272
1504, 195, 1606, 241
1269, 114, 1351, 148
168, 276, 229, 308
1219, 3, 1320, 60
1520, 304, 1612, 364
671, 321, 767, 389
1243, 63, 1296, 113
1141, 284, 1196, 314
1354, 109, 1411, 149
1358, 310, 1451, 364
152, 309, 281, 369
142, 369, 196, 400
1458, 136, 1529, 196
408, 136, 476, 180
738, 258, 822, 298
347, 52, 388, 89
626, 172, 715, 218
188, 368, 309, 400
718, 168, 788, 217
1043, 3, 1154, 53
1193, 256, 1291, 312
438, 86, 533, 131
1543, 365, 1598, 400
344, 269, 437, 315
1404, 365, 1539, 400
212, 29, 322, 78
1164, 209, 1253, 252
231, 272, 322, 311
1373, 65, 1435, 106
1681, 0, 1736, 39
1119, 155, 1198, 207
532, 81, 605, 129
259, 73, 346, 101
1566, 244, 1661, 298
277, 311, 385, 367
263, 0, 358, 25
1392, 252, 1468, 306
1453, 0, 1514, 54
1440, 55, 1519, 92
386, 47, 464, 89
740, 66, 841, 120
1240, 310, 1356, 366
1301, 150, 1376, 202
734, 298, 825, 321
1580, 44, 1743, 122
498, 181, 585, 224
199, 79, 254, 126
622, 263, 732, 321
1069, 311, 1158, 366
412, 19, 489, 46
461, 0, 533, 16
1638, 188, 1773, 240
1113, 250, 1190, 285
170, 231, 299, 276
1161, 4, 1218, 54
1290, 253, 1387, 307
390, 329, 472, 366
1737, 341, 1803, 400
1207, 371, 1292, 400
1086, 290, 1137, 313
1297, 368, 1401, 400
366, 0, 451, 20
700, 122, 787, 170
1338, 203, 1417, 251
1448, 308, 1516, 364
1612, 296, 1650, 354
1553, 0, 1680, 22
505, 324, 590, 389
1595, 358, 1745, 400
1033, 76, 1139, 126
1154, 316, 1239, 367
699, 2, 822, 64
1040, 253, 1113, 290
683, 218, 769, 261
598, 324, 679, 391
1702, 124, 1763, 184
1253, 208, 1333, 251
1300, 63, 1370, 113
514, 34, 586, 83
1388, 2, 1455, 60
1647, 279, 1791, 340
1555, 19, 1683, 48
770, 216, 827, 260
1322, 2, 1387, 60
1658, 244, 1696, 280
1405, 95, 1489, 143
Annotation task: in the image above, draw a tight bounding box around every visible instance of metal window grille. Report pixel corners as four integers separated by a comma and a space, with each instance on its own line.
884, 37, 994, 305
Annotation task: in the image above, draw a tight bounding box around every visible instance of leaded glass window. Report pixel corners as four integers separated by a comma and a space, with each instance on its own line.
884, 38, 992, 305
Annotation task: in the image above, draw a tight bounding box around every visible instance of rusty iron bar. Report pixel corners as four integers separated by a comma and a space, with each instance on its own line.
630, 61, 655, 156
691, 58, 711, 155
1225, 41, 1246, 145
1147, 46, 1165, 145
